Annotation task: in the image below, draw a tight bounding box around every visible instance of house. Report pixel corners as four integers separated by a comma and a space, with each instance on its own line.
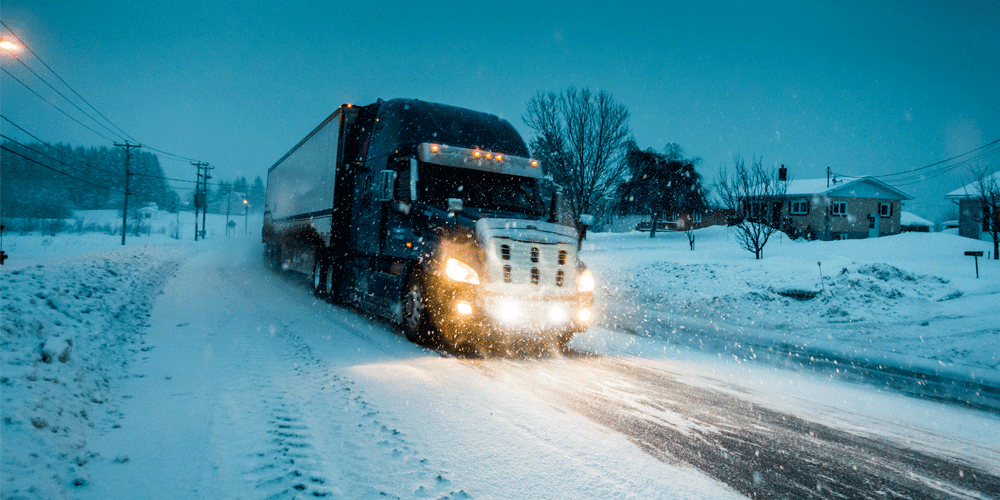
749, 176, 912, 240
945, 171, 1000, 240
137, 203, 160, 220
607, 208, 732, 233
900, 211, 934, 233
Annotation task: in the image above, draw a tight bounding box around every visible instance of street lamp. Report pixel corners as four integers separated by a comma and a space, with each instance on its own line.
243, 199, 249, 234
0, 37, 22, 53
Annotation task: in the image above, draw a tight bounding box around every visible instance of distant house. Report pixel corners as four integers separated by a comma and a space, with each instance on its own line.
138, 203, 160, 220
945, 172, 1000, 240
747, 176, 912, 240
900, 211, 934, 233
208, 191, 249, 215
607, 208, 732, 233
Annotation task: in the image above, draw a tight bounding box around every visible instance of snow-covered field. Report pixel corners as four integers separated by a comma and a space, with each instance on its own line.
2, 220, 997, 498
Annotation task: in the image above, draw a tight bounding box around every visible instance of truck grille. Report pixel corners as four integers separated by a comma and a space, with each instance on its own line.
485, 238, 577, 294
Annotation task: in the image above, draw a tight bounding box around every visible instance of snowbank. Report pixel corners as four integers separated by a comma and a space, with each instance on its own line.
2, 245, 185, 497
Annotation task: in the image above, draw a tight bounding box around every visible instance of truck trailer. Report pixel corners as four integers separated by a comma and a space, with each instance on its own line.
263, 98, 594, 350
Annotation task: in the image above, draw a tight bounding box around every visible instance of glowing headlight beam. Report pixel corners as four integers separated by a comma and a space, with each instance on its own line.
444, 258, 480, 285
577, 269, 595, 292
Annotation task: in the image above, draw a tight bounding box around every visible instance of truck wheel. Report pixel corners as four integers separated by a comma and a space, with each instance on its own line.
402, 275, 433, 344
312, 259, 327, 297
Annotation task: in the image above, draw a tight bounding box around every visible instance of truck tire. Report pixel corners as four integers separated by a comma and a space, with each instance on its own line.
402, 274, 434, 345
312, 259, 327, 298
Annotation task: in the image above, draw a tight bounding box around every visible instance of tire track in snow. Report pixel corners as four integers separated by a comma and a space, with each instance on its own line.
469, 355, 1000, 500
214, 263, 469, 499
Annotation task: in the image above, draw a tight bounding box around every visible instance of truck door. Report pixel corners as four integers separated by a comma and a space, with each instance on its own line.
351, 169, 380, 255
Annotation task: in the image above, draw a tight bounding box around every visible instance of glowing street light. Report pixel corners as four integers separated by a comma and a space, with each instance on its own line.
0, 37, 22, 53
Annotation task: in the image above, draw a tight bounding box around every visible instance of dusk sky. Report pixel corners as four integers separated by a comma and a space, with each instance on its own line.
3, 0, 998, 220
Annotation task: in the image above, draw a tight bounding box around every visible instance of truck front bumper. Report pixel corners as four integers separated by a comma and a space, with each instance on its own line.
427, 280, 593, 340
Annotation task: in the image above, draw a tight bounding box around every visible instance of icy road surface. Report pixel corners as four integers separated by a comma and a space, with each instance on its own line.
3, 231, 998, 499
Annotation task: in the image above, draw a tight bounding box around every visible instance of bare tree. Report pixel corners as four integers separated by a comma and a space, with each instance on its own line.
716, 155, 788, 259
523, 88, 632, 221
971, 165, 1000, 260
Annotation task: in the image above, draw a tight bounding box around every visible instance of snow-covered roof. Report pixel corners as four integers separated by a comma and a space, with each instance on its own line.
946, 171, 1000, 198
900, 211, 933, 227
778, 176, 912, 200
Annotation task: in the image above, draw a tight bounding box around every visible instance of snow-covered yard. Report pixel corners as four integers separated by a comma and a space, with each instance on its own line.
584, 228, 999, 385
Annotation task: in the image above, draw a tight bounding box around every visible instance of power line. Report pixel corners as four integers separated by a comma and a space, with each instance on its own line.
0, 66, 118, 143
8, 52, 128, 143
1, 22, 209, 166
1, 115, 118, 177
0, 133, 94, 178
1, 115, 230, 192
832, 138, 1000, 187
1, 20, 138, 144
0, 144, 122, 192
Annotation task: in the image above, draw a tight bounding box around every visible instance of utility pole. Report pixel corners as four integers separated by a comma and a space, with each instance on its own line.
115, 142, 141, 245
192, 161, 210, 241
225, 186, 233, 237
202, 164, 213, 239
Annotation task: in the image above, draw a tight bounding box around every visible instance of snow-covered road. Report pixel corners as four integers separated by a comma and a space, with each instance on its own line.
4, 230, 998, 499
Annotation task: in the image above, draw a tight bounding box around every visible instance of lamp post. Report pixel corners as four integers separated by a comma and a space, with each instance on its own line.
243, 199, 249, 234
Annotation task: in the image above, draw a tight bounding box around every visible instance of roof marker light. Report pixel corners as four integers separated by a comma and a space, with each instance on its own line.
531, 160, 539, 168
473, 150, 482, 159
431, 144, 439, 153
495, 154, 503, 162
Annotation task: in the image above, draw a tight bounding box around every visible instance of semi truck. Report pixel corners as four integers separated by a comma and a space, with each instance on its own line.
263, 98, 594, 350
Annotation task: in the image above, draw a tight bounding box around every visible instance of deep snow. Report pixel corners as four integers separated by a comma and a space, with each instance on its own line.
2, 217, 998, 498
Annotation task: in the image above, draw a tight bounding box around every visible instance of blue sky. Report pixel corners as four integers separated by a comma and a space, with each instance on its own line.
3, 0, 998, 219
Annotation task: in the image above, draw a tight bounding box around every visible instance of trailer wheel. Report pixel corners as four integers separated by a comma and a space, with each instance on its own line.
402, 274, 434, 344
312, 259, 327, 297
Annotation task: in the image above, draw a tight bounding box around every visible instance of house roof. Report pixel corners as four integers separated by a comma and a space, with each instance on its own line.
781, 176, 912, 200
945, 171, 1000, 198
900, 211, 933, 227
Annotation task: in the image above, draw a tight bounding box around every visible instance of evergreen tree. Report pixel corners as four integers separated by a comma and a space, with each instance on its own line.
249, 176, 266, 212
615, 142, 708, 238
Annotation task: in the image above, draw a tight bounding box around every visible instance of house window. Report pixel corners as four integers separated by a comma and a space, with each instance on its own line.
747, 201, 767, 219
790, 200, 809, 215
831, 201, 847, 216
879, 202, 892, 217
693, 212, 702, 223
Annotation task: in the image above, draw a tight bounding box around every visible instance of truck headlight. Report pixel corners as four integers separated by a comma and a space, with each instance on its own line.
577, 269, 595, 292
445, 258, 480, 285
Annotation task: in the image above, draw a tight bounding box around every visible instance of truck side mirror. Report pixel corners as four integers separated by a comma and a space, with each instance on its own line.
447, 198, 463, 213
376, 170, 397, 201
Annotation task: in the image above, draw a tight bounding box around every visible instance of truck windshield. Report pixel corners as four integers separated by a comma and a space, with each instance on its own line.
420, 163, 543, 216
